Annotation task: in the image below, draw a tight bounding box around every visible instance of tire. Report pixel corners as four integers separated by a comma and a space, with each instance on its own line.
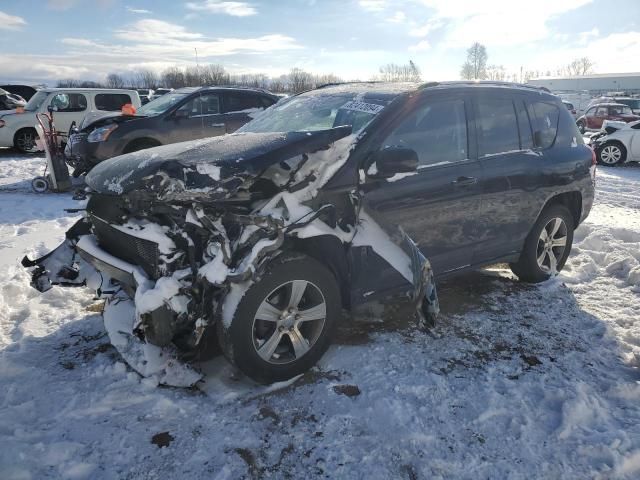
14, 128, 38, 153
510, 205, 574, 283
576, 120, 586, 134
218, 253, 340, 384
597, 141, 626, 166
123, 138, 161, 154
31, 176, 49, 193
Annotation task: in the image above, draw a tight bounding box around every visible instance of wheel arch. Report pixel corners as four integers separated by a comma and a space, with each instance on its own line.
541, 191, 582, 230
123, 136, 162, 153
288, 235, 350, 310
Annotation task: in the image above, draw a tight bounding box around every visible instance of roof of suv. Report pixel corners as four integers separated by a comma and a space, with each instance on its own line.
310, 81, 553, 103
173, 86, 277, 96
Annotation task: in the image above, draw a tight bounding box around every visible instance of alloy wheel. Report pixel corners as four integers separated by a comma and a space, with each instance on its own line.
599, 144, 622, 165
536, 217, 568, 275
251, 279, 326, 364
16, 131, 37, 153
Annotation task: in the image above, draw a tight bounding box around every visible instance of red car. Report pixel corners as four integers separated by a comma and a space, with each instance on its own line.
576, 103, 640, 133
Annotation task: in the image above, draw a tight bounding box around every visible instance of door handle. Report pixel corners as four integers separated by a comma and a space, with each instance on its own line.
210, 123, 225, 127
451, 176, 477, 186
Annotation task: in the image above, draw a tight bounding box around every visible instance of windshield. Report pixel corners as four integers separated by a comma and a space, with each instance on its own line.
137, 92, 188, 116
24, 91, 49, 112
617, 99, 640, 110
239, 93, 389, 134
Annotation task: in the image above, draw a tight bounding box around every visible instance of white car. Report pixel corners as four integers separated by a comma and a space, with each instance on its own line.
590, 119, 640, 166
0, 88, 141, 153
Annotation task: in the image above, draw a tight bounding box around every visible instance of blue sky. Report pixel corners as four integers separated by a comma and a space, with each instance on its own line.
1, 0, 639, 85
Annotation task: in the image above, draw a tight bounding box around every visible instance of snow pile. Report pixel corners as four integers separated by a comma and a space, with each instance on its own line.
2, 151, 640, 478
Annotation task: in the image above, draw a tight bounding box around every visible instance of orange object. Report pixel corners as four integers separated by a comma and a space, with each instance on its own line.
121, 103, 137, 116
15, 106, 24, 113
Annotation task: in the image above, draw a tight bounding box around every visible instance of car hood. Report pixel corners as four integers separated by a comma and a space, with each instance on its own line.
85, 126, 353, 197
80, 111, 147, 131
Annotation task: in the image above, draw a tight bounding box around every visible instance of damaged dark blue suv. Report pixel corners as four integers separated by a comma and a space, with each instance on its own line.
23, 82, 595, 385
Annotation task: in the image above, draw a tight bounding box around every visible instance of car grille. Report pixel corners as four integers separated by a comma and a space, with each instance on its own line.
90, 215, 159, 279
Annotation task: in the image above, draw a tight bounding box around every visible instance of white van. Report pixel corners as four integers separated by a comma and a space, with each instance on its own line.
0, 88, 141, 153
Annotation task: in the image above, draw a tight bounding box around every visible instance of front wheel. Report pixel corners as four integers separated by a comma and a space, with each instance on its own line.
510, 205, 574, 283
14, 128, 39, 153
218, 253, 340, 384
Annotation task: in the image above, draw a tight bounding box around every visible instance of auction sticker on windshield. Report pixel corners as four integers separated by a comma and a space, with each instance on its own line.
340, 101, 385, 115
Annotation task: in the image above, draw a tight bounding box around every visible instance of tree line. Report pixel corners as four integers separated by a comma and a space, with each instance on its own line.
460, 42, 595, 83
57, 66, 344, 94
56, 61, 423, 94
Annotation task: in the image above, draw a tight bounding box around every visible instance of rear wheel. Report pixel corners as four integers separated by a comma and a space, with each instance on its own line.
597, 142, 626, 166
14, 128, 38, 153
510, 205, 574, 283
218, 253, 340, 384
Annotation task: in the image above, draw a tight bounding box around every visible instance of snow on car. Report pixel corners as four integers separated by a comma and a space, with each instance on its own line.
1, 148, 640, 478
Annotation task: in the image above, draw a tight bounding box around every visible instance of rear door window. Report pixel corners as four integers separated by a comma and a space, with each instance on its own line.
383, 98, 468, 166
224, 94, 264, 113
529, 102, 560, 149
95, 93, 132, 111
475, 97, 520, 156
515, 100, 534, 150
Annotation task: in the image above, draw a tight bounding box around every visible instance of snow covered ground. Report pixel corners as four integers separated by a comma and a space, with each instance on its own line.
1, 148, 639, 479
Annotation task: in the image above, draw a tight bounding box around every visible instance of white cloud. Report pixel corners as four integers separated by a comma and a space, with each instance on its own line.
186, 1, 257, 17
358, 0, 386, 12
388, 11, 406, 23
527, 31, 640, 74
0, 11, 26, 30
126, 6, 152, 14
409, 40, 430, 52
115, 19, 205, 43
414, 0, 593, 47
578, 27, 599, 44
409, 18, 444, 37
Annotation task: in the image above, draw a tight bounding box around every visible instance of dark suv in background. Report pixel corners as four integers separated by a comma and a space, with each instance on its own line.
64, 86, 279, 175
26, 82, 595, 385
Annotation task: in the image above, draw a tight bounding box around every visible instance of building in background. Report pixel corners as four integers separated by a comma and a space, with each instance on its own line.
529, 72, 640, 95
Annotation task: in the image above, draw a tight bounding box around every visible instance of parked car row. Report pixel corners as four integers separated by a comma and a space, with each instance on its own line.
0, 88, 141, 152
23, 81, 595, 385
64, 86, 278, 175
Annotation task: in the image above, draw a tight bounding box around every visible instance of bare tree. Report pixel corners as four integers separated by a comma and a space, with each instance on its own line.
203, 64, 230, 85
288, 68, 314, 93
133, 69, 158, 89
568, 57, 594, 76
376, 62, 421, 82
106, 73, 125, 89
460, 42, 488, 80
56, 79, 80, 87
486, 65, 506, 81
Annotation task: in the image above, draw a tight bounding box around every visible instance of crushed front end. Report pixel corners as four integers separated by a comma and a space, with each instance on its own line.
23, 125, 439, 387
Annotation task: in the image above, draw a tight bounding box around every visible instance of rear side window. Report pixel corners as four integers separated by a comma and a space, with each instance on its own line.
383, 98, 468, 166
529, 102, 560, 149
224, 94, 264, 113
95, 93, 132, 111
515, 100, 534, 150
476, 97, 520, 156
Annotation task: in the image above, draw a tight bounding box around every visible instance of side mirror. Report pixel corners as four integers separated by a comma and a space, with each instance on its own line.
367, 147, 418, 178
